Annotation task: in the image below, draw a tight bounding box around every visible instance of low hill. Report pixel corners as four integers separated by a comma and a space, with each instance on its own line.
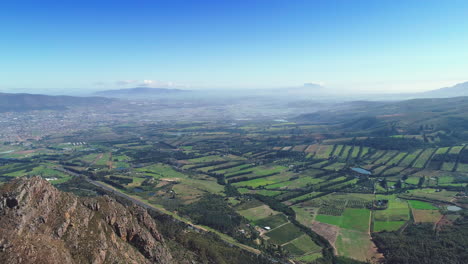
94, 87, 189, 98
420, 81, 468, 98
0, 92, 113, 112
295, 96, 468, 137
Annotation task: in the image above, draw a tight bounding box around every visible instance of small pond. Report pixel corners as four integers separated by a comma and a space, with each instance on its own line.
351, 167, 372, 175
447, 206, 462, 212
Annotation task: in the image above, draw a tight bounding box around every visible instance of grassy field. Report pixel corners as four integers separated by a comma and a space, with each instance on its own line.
296, 252, 322, 262
213, 163, 252, 174
375, 151, 398, 164
292, 205, 316, 228
333, 145, 344, 156
373, 195, 409, 232
340, 145, 352, 160
226, 164, 286, 178
186, 155, 235, 164
373, 221, 406, 232
441, 162, 456, 171
404, 188, 458, 202
412, 209, 442, 223
408, 200, 438, 210
315, 208, 370, 233
335, 229, 376, 262
3, 164, 71, 184
266, 222, 304, 245
265, 174, 323, 189
350, 146, 360, 158
238, 205, 278, 221
254, 214, 289, 229
405, 176, 420, 185
449, 146, 464, 154
360, 147, 370, 158
136, 163, 188, 179
413, 149, 435, 168
314, 145, 333, 159
283, 234, 321, 256
435, 147, 450, 155
456, 163, 468, 173
323, 162, 346, 171
399, 149, 423, 167
286, 191, 324, 204
386, 152, 407, 166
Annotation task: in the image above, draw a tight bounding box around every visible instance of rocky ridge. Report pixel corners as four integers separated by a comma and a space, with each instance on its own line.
0, 176, 173, 264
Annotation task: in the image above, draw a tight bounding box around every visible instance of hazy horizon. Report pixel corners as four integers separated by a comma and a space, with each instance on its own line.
1, 0, 467, 94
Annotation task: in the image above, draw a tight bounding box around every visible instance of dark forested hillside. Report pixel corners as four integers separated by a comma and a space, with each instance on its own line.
0, 92, 113, 112
372, 213, 468, 264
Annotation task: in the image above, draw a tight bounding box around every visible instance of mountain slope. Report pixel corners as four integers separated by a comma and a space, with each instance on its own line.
420, 81, 468, 97
0, 176, 173, 264
0, 93, 113, 112
295, 96, 468, 136
94, 87, 189, 98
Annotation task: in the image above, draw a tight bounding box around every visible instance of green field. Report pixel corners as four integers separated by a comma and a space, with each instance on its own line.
435, 147, 450, 155
266, 222, 304, 245
265, 176, 323, 189
405, 176, 420, 185
408, 200, 438, 210
373, 221, 406, 232
238, 205, 278, 221
315, 208, 370, 233
375, 151, 398, 164
333, 145, 344, 156
283, 234, 321, 256
336, 229, 375, 261
413, 149, 435, 168
350, 146, 360, 158
399, 149, 423, 167
387, 152, 407, 166
136, 163, 188, 179
213, 164, 252, 174
296, 252, 322, 262
457, 163, 468, 173
441, 162, 456, 171
449, 146, 464, 154
226, 165, 286, 178
254, 214, 289, 229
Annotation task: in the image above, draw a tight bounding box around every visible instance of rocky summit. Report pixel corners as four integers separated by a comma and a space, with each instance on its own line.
0, 176, 173, 264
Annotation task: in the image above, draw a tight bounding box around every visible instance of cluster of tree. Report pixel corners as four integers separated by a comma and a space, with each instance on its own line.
373, 213, 468, 264
227, 172, 279, 184
356, 137, 427, 151
251, 194, 361, 263
458, 148, 468, 163
126, 148, 195, 163
180, 194, 245, 236
109, 175, 132, 185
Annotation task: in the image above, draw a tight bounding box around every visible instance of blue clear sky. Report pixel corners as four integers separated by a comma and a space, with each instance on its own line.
1, 0, 467, 94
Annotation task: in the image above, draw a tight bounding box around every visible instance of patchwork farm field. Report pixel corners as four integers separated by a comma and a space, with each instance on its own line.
315, 208, 371, 233
2, 119, 467, 264
335, 229, 378, 262
266, 223, 303, 244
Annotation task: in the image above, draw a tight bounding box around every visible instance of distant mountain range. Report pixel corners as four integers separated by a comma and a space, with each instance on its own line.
295, 96, 468, 135
0, 92, 113, 112
420, 81, 468, 98
94, 87, 189, 98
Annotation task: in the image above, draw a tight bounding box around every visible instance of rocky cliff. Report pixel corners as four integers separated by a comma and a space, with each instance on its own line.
0, 176, 173, 264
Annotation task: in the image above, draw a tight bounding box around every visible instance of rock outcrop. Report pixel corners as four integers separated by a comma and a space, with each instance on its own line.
0, 176, 173, 264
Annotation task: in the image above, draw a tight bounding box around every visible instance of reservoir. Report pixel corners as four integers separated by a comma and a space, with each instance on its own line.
447, 205, 462, 212
351, 167, 372, 175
